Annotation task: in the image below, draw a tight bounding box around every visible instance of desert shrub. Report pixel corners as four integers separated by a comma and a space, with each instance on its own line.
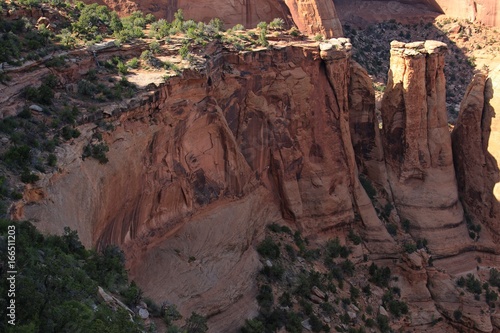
348, 229, 362, 245
359, 174, 376, 199
82, 142, 109, 164
126, 57, 139, 69
3, 145, 32, 168
489, 268, 500, 287
314, 34, 324, 42
20, 170, 39, 184
257, 237, 280, 260
369, 263, 391, 288
269, 18, 284, 31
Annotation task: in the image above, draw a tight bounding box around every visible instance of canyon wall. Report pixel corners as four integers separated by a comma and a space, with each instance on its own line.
335, 0, 500, 28
89, 0, 343, 36
452, 73, 500, 240
380, 40, 470, 256
15, 37, 500, 330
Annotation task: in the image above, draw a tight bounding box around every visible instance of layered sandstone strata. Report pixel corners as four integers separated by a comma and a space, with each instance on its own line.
285, 0, 343, 37
380, 40, 470, 256
452, 72, 500, 239
90, 0, 343, 36
23, 41, 366, 329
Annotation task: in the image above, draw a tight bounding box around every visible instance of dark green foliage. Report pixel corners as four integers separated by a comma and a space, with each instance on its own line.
257, 237, 280, 260
121, 281, 142, 306
163, 304, 182, 326
267, 223, 291, 234
294, 270, 325, 298
184, 312, 208, 333
401, 219, 410, 233
257, 284, 274, 311
348, 229, 362, 245
386, 222, 397, 236
341, 259, 355, 276
359, 174, 376, 199
376, 314, 390, 333
404, 242, 417, 253
383, 292, 408, 317
350, 285, 360, 300
279, 292, 292, 307
23, 83, 54, 105
362, 284, 371, 296
285, 244, 296, 261
3, 145, 32, 168
82, 142, 109, 164
309, 313, 324, 332
20, 170, 39, 183
453, 309, 462, 321
61, 126, 81, 140
325, 237, 351, 259
368, 263, 391, 288
260, 263, 284, 281
458, 274, 482, 295
486, 288, 498, 305
0, 221, 144, 333
241, 318, 265, 333
489, 268, 500, 288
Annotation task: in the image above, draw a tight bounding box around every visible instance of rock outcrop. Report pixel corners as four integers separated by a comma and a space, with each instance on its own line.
380, 40, 470, 256
23, 40, 372, 329
285, 0, 343, 37
12, 34, 500, 331
452, 72, 500, 239
90, 0, 343, 37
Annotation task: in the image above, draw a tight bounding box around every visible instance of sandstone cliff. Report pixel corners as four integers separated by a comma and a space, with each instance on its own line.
380, 40, 470, 256
452, 73, 500, 240
11, 35, 500, 331
89, 0, 343, 36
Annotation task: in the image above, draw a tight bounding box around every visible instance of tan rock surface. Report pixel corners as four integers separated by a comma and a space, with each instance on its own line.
380, 40, 470, 256
23, 43, 362, 330
284, 0, 343, 37
452, 72, 500, 240
89, 0, 343, 36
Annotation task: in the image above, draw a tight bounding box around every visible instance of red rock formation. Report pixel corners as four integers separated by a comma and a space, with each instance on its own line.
335, 0, 500, 28
452, 72, 500, 240
88, 0, 343, 36
380, 40, 470, 256
285, 0, 343, 37
23, 42, 363, 329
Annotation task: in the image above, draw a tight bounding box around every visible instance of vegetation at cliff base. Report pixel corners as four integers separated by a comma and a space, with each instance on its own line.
243, 224, 408, 332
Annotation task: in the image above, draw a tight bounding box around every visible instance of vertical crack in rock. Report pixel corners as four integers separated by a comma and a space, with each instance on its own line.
380, 40, 470, 256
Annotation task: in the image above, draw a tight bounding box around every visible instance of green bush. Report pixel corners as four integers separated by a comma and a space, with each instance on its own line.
20, 170, 39, 183
368, 263, 391, 288
359, 174, 376, 199
82, 142, 109, 164
269, 18, 285, 31
0, 221, 144, 332
257, 237, 280, 260
3, 145, 32, 168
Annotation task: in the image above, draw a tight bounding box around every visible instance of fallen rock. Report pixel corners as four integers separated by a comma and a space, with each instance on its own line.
29, 104, 43, 112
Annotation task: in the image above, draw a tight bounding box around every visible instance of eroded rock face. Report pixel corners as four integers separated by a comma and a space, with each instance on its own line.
335, 0, 500, 28
285, 0, 343, 37
433, 0, 500, 27
452, 73, 500, 240
90, 0, 343, 36
380, 40, 470, 256
24, 42, 366, 330
17, 36, 500, 331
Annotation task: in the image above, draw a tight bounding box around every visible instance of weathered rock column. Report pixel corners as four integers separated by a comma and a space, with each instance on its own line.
381, 40, 469, 256
452, 72, 500, 239
321, 39, 397, 254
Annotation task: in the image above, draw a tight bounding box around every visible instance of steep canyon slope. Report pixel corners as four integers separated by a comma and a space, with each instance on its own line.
13, 35, 500, 331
